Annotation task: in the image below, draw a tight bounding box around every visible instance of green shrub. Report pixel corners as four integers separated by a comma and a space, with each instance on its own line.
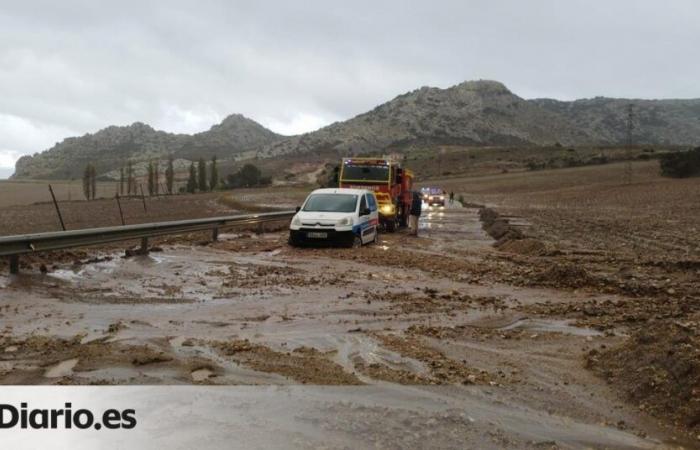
659, 147, 700, 178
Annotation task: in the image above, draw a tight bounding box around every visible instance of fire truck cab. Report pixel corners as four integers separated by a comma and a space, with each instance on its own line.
338, 157, 413, 232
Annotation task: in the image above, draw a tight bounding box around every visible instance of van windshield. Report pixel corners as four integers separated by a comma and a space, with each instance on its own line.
341, 164, 390, 182
303, 194, 358, 213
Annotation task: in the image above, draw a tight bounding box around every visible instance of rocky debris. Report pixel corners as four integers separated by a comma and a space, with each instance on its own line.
213, 339, 362, 385
370, 332, 494, 385
353, 357, 432, 385
478, 207, 525, 247
520, 291, 699, 331
586, 318, 700, 434
533, 263, 596, 289
367, 289, 506, 315
0, 335, 183, 383
496, 238, 549, 256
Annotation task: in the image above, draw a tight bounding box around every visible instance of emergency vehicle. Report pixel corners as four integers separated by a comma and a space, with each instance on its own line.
421, 187, 446, 206
338, 157, 413, 232
289, 188, 379, 247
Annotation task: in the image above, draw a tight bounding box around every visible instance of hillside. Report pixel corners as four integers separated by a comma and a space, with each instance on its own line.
532, 97, 700, 145
12, 80, 700, 179
260, 80, 700, 157
12, 115, 283, 179
260, 80, 592, 157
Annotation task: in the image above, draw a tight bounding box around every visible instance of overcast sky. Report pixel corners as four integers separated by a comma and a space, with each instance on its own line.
1, 0, 699, 178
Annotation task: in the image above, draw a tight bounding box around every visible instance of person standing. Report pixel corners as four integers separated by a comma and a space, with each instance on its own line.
409, 191, 422, 236
449, 191, 454, 204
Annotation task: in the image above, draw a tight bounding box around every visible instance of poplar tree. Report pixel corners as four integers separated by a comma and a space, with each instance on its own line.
209, 155, 218, 191
186, 162, 197, 193
165, 155, 174, 194
197, 157, 207, 192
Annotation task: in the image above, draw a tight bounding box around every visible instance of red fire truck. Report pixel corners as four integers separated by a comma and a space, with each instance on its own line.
338, 157, 413, 232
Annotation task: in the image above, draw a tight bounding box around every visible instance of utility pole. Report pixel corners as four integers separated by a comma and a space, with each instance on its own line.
624, 103, 634, 185
48, 184, 66, 231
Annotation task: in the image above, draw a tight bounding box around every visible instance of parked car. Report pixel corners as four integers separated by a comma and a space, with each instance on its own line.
289, 188, 379, 247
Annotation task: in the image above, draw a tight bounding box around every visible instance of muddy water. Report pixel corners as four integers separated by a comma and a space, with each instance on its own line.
44, 358, 78, 378
0, 206, 691, 448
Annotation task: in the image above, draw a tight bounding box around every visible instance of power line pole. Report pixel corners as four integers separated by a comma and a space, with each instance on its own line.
624, 103, 634, 185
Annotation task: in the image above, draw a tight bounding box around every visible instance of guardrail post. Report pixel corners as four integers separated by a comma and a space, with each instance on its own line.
212, 227, 219, 241
9, 255, 19, 275
140, 237, 149, 254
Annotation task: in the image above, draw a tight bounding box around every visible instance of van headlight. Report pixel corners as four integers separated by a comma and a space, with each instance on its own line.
291, 215, 301, 226
336, 217, 352, 226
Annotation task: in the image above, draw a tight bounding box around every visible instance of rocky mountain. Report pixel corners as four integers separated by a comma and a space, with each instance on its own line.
12, 80, 700, 179
260, 80, 700, 157
12, 114, 282, 179
260, 81, 591, 157
531, 97, 700, 145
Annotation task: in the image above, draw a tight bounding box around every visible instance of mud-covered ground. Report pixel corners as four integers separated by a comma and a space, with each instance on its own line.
1, 196, 698, 449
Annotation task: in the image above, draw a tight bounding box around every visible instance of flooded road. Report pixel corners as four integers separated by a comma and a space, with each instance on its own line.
0, 205, 693, 448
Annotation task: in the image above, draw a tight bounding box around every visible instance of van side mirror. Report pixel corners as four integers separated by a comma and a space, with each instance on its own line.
295, 206, 301, 212
360, 208, 371, 216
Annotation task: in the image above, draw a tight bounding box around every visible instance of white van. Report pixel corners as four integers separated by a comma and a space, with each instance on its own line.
289, 188, 379, 247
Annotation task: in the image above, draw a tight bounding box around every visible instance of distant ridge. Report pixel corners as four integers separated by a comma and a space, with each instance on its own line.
13, 80, 700, 179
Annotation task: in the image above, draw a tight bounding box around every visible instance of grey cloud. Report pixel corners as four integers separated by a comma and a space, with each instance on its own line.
0, 0, 699, 176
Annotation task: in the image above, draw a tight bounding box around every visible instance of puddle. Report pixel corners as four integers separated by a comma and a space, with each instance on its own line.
500, 318, 602, 337
49, 257, 120, 282
45, 358, 78, 378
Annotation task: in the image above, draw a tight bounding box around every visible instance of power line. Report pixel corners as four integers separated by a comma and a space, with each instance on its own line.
624, 103, 634, 185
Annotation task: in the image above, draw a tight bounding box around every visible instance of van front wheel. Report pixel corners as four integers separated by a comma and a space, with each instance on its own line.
351, 236, 363, 248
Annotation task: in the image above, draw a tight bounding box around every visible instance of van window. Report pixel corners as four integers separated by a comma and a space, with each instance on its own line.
366, 194, 377, 211
359, 195, 367, 212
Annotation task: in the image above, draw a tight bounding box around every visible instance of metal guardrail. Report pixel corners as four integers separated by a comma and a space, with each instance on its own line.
0, 210, 295, 274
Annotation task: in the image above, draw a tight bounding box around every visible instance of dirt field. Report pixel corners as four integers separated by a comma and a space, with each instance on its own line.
1, 161, 699, 448
0, 186, 309, 236
0, 179, 121, 208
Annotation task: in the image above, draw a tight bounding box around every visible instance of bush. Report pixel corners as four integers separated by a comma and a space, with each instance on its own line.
659, 147, 700, 178
225, 163, 271, 188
